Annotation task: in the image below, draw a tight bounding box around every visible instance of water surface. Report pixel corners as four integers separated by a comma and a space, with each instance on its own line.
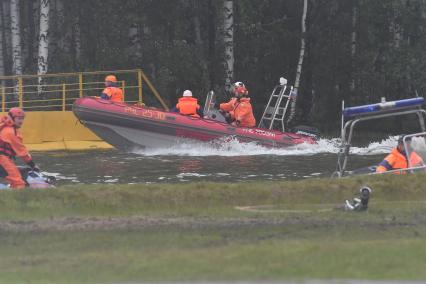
28, 137, 399, 185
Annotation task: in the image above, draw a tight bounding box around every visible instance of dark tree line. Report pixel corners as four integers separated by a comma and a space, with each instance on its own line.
1, 0, 425, 130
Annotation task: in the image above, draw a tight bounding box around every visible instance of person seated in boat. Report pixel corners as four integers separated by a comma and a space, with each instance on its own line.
172, 90, 203, 117
100, 75, 124, 102
219, 81, 256, 128
376, 135, 424, 174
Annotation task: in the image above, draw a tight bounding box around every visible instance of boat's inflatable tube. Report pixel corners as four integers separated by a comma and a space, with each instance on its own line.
73, 97, 316, 150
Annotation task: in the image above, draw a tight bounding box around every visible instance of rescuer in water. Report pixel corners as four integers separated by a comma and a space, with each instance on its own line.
220, 82, 256, 128
0, 108, 40, 189
100, 74, 124, 102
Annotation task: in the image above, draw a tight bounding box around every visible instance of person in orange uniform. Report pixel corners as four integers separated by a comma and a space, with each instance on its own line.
175, 90, 203, 117
100, 74, 124, 102
376, 135, 424, 174
220, 82, 256, 127
0, 108, 39, 189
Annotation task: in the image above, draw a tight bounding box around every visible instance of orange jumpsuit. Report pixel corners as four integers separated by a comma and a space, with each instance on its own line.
220, 97, 256, 127
102, 86, 124, 102
0, 116, 33, 189
176, 97, 201, 117
376, 148, 423, 174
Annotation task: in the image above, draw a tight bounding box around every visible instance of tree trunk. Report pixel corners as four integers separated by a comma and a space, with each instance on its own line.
73, 14, 81, 68
50, 0, 69, 65
223, 0, 234, 92
37, 0, 50, 93
349, 0, 357, 92
193, 0, 203, 46
207, 0, 216, 90
192, 0, 209, 93
128, 23, 142, 65
55, 0, 67, 51
22, 0, 36, 72
390, 2, 402, 49
32, 0, 40, 67
288, 0, 308, 123
0, 3, 5, 78
10, 0, 22, 76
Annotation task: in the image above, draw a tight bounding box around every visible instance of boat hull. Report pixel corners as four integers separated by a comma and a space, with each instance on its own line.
73, 97, 316, 151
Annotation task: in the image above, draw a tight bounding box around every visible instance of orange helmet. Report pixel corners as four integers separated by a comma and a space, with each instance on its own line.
8, 107, 25, 119
232, 81, 248, 96
105, 75, 117, 83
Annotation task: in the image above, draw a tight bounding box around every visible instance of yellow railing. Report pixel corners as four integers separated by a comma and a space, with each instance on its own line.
0, 69, 169, 112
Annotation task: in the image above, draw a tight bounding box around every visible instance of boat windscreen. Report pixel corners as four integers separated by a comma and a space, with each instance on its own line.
405, 134, 426, 168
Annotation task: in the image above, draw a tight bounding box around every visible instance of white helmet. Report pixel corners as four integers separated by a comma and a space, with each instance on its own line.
183, 90, 193, 97
232, 82, 248, 96
233, 81, 245, 88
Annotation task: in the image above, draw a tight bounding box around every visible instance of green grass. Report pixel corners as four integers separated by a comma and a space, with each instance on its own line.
1, 173, 426, 220
1, 174, 426, 283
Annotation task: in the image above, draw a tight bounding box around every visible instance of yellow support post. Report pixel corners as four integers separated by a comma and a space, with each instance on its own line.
62, 84, 66, 111
79, 73, 83, 98
1, 86, 5, 112
137, 70, 143, 104
18, 77, 23, 108
122, 80, 126, 101
140, 71, 168, 110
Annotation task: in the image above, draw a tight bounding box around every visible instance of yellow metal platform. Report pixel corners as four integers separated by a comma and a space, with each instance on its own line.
1, 111, 113, 151
0, 69, 166, 151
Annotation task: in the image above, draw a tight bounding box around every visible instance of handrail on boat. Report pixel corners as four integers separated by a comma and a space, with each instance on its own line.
334, 97, 426, 178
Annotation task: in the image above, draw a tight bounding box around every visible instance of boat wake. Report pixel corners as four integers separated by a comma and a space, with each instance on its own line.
134, 136, 400, 157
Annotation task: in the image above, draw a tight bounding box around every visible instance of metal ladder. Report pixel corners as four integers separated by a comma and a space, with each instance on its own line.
204, 91, 216, 113
258, 77, 293, 132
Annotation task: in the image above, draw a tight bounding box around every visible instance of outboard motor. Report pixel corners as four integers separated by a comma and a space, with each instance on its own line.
292, 125, 320, 138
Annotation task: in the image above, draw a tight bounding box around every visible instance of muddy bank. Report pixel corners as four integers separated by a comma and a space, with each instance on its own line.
1, 214, 425, 232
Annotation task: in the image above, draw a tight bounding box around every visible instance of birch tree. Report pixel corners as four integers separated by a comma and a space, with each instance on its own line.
288, 0, 308, 123
223, 0, 234, 91
37, 0, 50, 80
10, 0, 22, 76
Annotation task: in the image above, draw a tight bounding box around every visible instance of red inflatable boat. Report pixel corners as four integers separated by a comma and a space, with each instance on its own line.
73, 97, 316, 151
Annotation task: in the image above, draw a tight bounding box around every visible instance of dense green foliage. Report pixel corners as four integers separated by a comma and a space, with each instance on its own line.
3, 0, 426, 129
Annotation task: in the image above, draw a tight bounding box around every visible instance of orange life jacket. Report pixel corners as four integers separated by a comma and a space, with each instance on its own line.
176, 97, 200, 117
0, 116, 16, 158
102, 87, 124, 102
376, 148, 424, 174
0, 137, 15, 158
220, 97, 256, 127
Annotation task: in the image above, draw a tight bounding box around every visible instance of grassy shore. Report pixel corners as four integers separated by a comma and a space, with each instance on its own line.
1, 175, 426, 283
